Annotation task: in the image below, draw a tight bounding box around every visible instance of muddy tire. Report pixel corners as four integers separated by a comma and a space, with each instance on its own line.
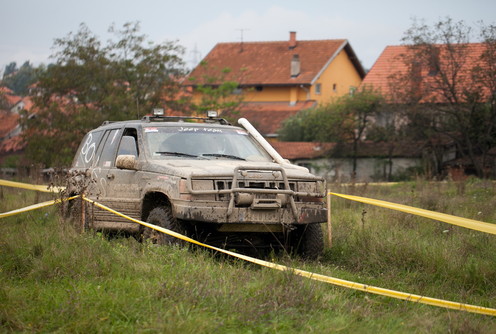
143, 206, 186, 246
292, 224, 324, 260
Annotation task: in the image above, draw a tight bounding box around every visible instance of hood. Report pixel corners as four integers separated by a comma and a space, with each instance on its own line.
140, 159, 318, 180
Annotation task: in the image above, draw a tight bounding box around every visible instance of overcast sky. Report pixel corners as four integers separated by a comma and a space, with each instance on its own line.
1, 0, 495, 73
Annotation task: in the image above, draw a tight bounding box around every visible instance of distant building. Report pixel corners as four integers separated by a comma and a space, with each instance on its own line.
185, 31, 365, 137
361, 43, 496, 178
0, 87, 33, 166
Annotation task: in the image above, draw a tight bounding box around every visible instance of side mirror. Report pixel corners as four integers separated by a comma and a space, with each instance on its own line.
116, 155, 138, 170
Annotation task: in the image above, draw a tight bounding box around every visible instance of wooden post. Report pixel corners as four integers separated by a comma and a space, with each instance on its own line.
80, 195, 85, 232
326, 191, 332, 248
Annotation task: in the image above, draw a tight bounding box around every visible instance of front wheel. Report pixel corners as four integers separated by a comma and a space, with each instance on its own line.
291, 224, 324, 260
142, 206, 186, 246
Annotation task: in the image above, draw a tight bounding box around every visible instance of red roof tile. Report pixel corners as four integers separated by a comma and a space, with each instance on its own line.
187, 34, 364, 86
271, 141, 335, 160
224, 101, 316, 135
0, 111, 20, 138
0, 86, 14, 95
4, 94, 22, 106
21, 97, 34, 111
272, 140, 424, 160
0, 135, 25, 154
362, 44, 491, 103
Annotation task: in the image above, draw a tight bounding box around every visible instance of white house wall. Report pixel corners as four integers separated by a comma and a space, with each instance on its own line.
295, 157, 422, 182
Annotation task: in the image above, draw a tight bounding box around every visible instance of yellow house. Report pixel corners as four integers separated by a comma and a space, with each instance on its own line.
185, 32, 365, 136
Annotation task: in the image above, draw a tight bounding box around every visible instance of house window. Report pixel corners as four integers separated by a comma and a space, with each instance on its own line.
255, 86, 264, 92
332, 83, 337, 92
232, 87, 243, 95
315, 83, 321, 95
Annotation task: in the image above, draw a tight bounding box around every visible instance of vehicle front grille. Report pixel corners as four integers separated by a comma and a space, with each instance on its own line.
214, 180, 296, 201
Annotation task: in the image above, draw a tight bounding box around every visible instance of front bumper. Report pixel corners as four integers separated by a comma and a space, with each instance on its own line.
173, 199, 327, 225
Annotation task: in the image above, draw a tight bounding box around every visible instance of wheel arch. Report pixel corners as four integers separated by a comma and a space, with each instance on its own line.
141, 191, 171, 221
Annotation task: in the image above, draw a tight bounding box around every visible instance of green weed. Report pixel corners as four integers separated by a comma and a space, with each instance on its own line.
1, 181, 495, 333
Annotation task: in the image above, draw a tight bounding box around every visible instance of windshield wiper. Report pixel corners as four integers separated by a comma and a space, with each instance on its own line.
202, 153, 246, 161
155, 151, 206, 159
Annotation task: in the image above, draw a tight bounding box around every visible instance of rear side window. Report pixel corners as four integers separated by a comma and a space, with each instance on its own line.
73, 131, 104, 168
97, 129, 121, 167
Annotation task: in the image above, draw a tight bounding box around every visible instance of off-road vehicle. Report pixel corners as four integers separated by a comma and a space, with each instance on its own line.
66, 110, 327, 258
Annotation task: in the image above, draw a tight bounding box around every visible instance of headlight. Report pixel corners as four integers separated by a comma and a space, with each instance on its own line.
297, 182, 317, 195
181, 179, 215, 201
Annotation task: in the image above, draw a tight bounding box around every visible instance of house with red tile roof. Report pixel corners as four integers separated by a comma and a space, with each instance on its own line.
185, 32, 365, 137
361, 43, 496, 178
361, 43, 491, 103
0, 87, 34, 165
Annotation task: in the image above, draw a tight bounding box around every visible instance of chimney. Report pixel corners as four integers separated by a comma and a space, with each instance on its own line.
291, 54, 300, 77
289, 31, 297, 49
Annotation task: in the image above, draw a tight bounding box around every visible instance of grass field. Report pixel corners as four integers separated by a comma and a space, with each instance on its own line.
1, 179, 495, 333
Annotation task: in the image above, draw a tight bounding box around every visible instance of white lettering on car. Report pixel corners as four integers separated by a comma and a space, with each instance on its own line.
80, 133, 96, 164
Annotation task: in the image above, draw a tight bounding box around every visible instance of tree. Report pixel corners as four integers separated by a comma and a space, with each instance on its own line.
3, 62, 17, 77
279, 88, 384, 177
2, 61, 38, 95
278, 108, 323, 142
186, 62, 245, 117
23, 22, 187, 167
398, 18, 496, 178
326, 88, 384, 176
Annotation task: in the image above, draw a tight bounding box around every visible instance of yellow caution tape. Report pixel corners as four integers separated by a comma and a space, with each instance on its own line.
0, 196, 78, 219
329, 192, 496, 235
1, 175, 495, 316
0, 179, 65, 193
83, 196, 496, 317
2, 178, 493, 235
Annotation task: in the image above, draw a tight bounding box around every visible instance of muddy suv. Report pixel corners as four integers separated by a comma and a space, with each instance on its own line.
66, 111, 327, 258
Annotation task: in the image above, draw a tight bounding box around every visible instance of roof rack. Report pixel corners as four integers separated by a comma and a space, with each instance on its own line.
141, 115, 231, 125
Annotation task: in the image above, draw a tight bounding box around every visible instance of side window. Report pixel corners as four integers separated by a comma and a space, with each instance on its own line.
97, 129, 121, 167
117, 128, 139, 157
73, 131, 104, 168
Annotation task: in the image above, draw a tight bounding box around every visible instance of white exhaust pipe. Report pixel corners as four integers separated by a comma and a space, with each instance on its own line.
238, 118, 308, 171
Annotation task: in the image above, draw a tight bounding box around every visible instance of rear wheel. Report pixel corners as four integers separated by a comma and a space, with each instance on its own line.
143, 206, 186, 246
291, 224, 324, 260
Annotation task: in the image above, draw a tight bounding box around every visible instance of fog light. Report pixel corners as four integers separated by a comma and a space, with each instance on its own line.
235, 193, 254, 206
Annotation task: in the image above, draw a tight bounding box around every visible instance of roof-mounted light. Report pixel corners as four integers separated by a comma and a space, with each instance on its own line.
207, 110, 218, 118
153, 108, 164, 116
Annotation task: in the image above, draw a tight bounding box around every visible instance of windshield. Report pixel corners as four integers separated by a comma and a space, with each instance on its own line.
143, 125, 272, 162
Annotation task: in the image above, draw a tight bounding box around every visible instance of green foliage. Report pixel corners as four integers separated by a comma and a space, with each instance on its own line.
279, 88, 384, 175
1, 181, 496, 332
399, 18, 496, 177
277, 109, 323, 141
23, 22, 187, 167
0, 155, 21, 168
1, 61, 39, 96
279, 88, 384, 143
188, 62, 245, 116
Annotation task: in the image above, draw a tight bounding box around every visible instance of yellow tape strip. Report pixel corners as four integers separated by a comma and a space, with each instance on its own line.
0, 196, 78, 219
0, 179, 65, 193
329, 192, 496, 235
83, 196, 496, 317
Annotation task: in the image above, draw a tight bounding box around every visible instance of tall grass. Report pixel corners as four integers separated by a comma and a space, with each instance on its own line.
1, 179, 495, 333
